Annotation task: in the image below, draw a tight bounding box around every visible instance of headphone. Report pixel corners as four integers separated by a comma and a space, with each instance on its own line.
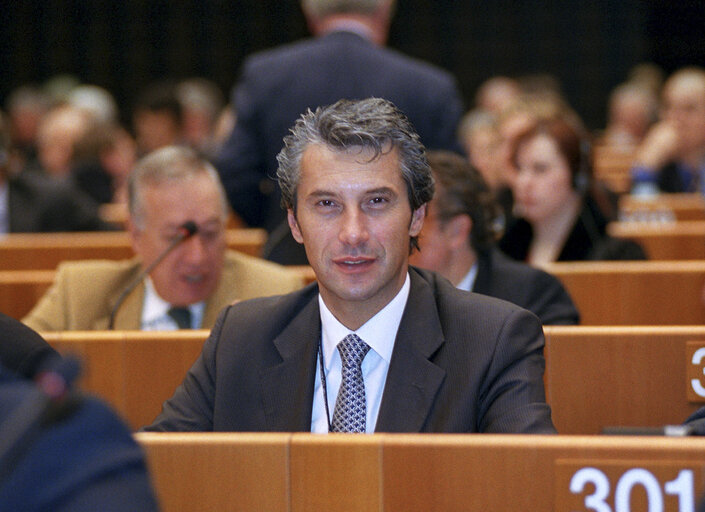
572, 138, 592, 195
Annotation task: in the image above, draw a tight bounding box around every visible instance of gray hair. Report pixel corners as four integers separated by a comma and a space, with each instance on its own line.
276, 97, 433, 251
301, 0, 387, 17
128, 145, 228, 229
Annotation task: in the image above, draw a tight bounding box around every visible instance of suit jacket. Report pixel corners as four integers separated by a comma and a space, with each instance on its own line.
473, 248, 579, 325
217, 30, 465, 264
0, 365, 159, 511
499, 195, 647, 262
146, 268, 555, 434
8, 172, 109, 232
22, 250, 304, 331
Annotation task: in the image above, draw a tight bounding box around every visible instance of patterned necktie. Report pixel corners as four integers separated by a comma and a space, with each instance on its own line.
331, 334, 371, 433
167, 306, 192, 329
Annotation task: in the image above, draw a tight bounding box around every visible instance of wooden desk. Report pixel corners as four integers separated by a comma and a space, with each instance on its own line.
620, 193, 705, 222
593, 144, 635, 194
544, 325, 705, 435
0, 269, 54, 319
607, 220, 705, 260
44, 330, 208, 429
0, 228, 267, 270
135, 432, 705, 512
545, 260, 705, 325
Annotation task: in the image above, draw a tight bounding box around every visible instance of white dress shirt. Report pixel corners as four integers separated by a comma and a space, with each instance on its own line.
455, 262, 479, 292
311, 273, 411, 433
140, 278, 204, 330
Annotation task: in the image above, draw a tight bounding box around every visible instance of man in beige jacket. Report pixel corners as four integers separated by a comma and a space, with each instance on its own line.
23, 146, 304, 331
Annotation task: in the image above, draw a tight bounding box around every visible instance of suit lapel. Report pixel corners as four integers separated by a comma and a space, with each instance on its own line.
202, 263, 238, 328
259, 292, 321, 431
375, 270, 446, 432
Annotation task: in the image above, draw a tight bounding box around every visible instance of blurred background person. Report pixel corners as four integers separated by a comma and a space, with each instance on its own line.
23, 146, 303, 331
457, 109, 502, 190
630, 66, 705, 194
176, 77, 226, 158
474, 75, 521, 115
490, 92, 577, 230
409, 150, 579, 325
601, 81, 658, 148
30, 103, 90, 179
67, 84, 119, 125
0, 112, 108, 233
4, 85, 50, 176
71, 120, 136, 205
132, 81, 184, 156
499, 115, 646, 266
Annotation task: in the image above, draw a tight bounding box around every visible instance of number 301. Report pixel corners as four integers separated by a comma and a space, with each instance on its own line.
570, 467, 695, 512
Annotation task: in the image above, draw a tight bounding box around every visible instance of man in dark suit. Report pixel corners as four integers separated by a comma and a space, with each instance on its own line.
147, 97, 555, 434
409, 150, 580, 325
216, 0, 465, 264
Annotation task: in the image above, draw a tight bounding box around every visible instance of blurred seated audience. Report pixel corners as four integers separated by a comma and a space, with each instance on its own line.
409, 150, 579, 325
601, 81, 658, 148
71, 120, 136, 205
0, 112, 109, 233
176, 77, 226, 157
67, 84, 119, 124
491, 92, 578, 227
474, 76, 521, 115
23, 145, 303, 331
458, 109, 502, 190
31, 104, 90, 179
499, 115, 647, 266
4, 85, 50, 176
132, 81, 184, 155
630, 66, 705, 195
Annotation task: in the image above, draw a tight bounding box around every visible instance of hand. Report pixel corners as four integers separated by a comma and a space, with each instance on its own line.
634, 121, 680, 168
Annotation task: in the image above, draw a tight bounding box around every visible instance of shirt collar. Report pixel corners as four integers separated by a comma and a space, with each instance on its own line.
141, 278, 204, 329
322, 20, 375, 41
319, 272, 411, 370
456, 262, 479, 292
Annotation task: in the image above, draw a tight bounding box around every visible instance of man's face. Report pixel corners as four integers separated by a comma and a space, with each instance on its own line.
130, 174, 226, 306
288, 144, 425, 325
408, 199, 454, 277
662, 75, 705, 153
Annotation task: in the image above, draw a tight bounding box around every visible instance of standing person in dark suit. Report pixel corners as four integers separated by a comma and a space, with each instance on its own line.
216, 0, 465, 264
409, 150, 579, 325
146, 98, 555, 434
